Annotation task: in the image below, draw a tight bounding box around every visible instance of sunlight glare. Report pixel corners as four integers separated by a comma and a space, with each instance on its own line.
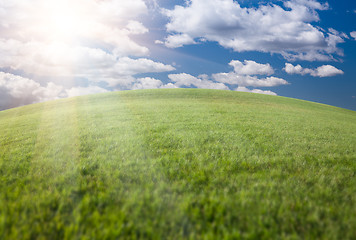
40, 0, 89, 42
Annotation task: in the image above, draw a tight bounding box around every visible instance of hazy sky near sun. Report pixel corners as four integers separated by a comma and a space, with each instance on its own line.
0, 0, 355, 110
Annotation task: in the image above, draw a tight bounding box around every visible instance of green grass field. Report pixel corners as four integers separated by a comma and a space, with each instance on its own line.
0, 89, 355, 239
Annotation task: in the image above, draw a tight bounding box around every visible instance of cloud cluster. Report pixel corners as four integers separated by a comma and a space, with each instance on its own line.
132, 77, 179, 90
213, 60, 288, 87
166, 60, 287, 95
0, 72, 63, 109
213, 73, 288, 87
0, 71, 119, 109
229, 60, 274, 76
284, 63, 344, 77
235, 87, 277, 96
168, 73, 229, 90
0, 41, 175, 87
0, 0, 176, 110
164, 34, 197, 48
0, 0, 150, 58
162, 0, 345, 61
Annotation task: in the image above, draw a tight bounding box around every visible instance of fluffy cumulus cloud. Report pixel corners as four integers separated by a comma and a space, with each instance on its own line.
213, 73, 288, 87
131, 77, 179, 90
0, 0, 175, 110
213, 60, 288, 88
162, 0, 346, 61
0, 71, 119, 109
229, 60, 274, 76
91, 57, 175, 87
0, 42, 175, 87
164, 34, 197, 48
0, 0, 150, 60
167, 60, 287, 95
0, 72, 63, 109
132, 77, 164, 90
168, 73, 229, 90
284, 63, 344, 77
235, 87, 277, 96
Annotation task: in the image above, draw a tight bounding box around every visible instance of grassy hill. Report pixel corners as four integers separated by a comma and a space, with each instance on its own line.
1, 89, 355, 239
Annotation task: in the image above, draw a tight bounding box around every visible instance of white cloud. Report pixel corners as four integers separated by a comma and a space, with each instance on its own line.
164, 34, 196, 48
103, 58, 175, 87
212, 59, 288, 87
132, 77, 163, 89
328, 28, 348, 39
161, 83, 178, 89
284, 63, 344, 77
235, 86, 277, 96
213, 73, 288, 87
351, 31, 356, 40
119, 59, 285, 95
0, 72, 63, 110
162, 0, 344, 61
284, 63, 308, 75
167, 58, 287, 92
65, 86, 108, 98
155, 40, 164, 45
312, 65, 344, 77
0, 0, 150, 57
0, 0, 176, 109
286, 0, 329, 10
114, 57, 175, 76
126, 20, 149, 35
0, 41, 175, 87
250, 89, 277, 96
229, 60, 274, 75
168, 73, 229, 90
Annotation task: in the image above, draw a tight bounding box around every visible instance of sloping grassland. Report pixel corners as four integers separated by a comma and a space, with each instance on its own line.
0, 89, 355, 239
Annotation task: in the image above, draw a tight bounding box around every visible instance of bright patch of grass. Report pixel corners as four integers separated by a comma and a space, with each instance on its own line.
1, 89, 355, 239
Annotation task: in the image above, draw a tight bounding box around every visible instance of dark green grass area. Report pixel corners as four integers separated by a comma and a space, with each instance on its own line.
1, 89, 355, 239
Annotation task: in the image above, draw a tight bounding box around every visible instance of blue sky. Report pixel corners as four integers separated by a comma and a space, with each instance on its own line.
0, 0, 355, 110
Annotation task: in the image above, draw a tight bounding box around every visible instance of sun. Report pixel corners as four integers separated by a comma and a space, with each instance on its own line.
21, 0, 99, 75
50, 5, 79, 39
35, 0, 91, 42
